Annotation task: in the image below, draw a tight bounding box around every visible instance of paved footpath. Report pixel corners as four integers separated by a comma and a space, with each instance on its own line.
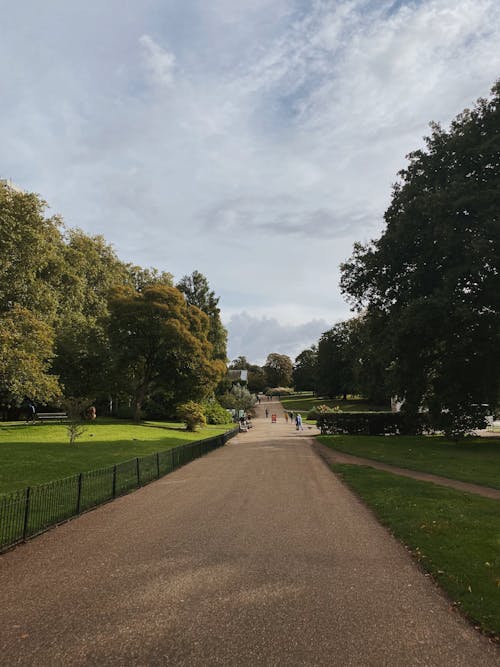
0, 400, 498, 666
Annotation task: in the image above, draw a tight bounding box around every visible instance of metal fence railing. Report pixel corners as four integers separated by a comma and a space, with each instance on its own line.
0, 427, 239, 553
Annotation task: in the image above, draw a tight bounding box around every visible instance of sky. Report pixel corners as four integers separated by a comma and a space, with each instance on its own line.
1, 0, 499, 365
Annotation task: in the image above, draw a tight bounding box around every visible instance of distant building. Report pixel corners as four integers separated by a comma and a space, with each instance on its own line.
228, 369, 248, 384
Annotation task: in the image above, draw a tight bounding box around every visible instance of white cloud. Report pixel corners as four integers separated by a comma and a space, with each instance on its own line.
1, 1, 499, 360
139, 34, 176, 87
226, 312, 332, 365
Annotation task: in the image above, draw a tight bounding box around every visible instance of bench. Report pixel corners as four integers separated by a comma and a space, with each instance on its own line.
37, 412, 68, 422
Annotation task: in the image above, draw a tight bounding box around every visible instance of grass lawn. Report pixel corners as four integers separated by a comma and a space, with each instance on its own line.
280, 395, 388, 413
0, 419, 234, 494
319, 435, 500, 489
333, 464, 500, 637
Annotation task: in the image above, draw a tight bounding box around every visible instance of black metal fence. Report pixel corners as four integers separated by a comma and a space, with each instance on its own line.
0, 427, 238, 553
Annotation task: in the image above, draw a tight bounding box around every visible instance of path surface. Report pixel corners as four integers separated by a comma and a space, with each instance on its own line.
0, 399, 497, 666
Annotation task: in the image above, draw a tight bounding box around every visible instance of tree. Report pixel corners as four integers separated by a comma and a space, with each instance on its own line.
52, 229, 128, 399
229, 356, 249, 370
292, 347, 318, 392
317, 321, 360, 399
0, 184, 64, 324
341, 82, 500, 424
108, 284, 225, 421
263, 353, 293, 388
177, 270, 227, 360
218, 384, 256, 413
0, 305, 61, 411
247, 365, 267, 393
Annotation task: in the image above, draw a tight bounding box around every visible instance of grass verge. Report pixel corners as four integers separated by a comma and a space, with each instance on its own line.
333, 464, 500, 637
319, 435, 500, 489
0, 419, 234, 494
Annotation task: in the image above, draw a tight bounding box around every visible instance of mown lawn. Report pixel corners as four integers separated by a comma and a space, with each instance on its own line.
333, 464, 500, 637
281, 395, 388, 413
319, 435, 500, 489
0, 419, 234, 494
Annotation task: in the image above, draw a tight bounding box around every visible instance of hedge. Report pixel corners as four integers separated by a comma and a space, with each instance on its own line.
315, 412, 431, 436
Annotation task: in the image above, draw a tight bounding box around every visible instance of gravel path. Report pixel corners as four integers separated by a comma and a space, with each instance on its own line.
0, 398, 497, 666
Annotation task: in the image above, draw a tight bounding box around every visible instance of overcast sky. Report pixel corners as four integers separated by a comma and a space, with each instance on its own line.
1, 0, 499, 364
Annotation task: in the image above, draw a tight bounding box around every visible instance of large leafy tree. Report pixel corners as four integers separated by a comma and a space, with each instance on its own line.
108, 284, 225, 421
177, 270, 227, 360
263, 353, 293, 388
341, 82, 500, 419
317, 321, 360, 399
52, 230, 128, 397
292, 347, 318, 392
0, 305, 61, 412
0, 183, 64, 323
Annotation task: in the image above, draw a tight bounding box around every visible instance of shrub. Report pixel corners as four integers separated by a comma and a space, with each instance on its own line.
316, 411, 431, 436
266, 387, 294, 396
218, 385, 256, 413
176, 401, 207, 432
203, 400, 232, 425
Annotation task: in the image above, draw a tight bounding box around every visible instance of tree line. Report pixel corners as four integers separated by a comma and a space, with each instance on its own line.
293, 82, 500, 426
0, 185, 228, 421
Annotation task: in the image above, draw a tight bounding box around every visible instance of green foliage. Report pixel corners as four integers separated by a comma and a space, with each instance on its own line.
0, 305, 61, 407
176, 401, 207, 431
263, 353, 293, 388
0, 184, 64, 324
317, 319, 362, 399
341, 82, 500, 431
0, 183, 227, 420
333, 465, 500, 635
430, 404, 488, 441
316, 411, 430, 435
247, 365, 266, 393
202, 400, 232, 425
292, 347, 318, 392
177, 270, 228, 361
266, 387, 294, 396
218, 384, 256, 412
108, 284, 225, 422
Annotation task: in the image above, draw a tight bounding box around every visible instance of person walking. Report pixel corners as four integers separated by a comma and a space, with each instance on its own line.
296, 413, 303, 431
265, 408, 269, 419
285, 412, 289, 423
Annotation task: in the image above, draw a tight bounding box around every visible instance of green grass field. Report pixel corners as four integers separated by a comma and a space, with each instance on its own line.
319, 435, 500, 489
280, 395, 388, 413
333, 464, 500, 637
0, 419, 234, 494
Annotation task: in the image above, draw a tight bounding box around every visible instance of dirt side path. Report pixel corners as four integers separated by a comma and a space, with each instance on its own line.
0, 398, 497, 666
312, 440, 500, 500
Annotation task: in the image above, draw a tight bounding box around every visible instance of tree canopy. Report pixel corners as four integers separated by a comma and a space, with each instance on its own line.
263, 353, 293, 388
0, 182, 227, 420
341, 82, 500, 418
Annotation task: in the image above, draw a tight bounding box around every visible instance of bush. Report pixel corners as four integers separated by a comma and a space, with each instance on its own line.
176, 401, 207, 432
218, 385, 257, 413
316, 411, 431, 436
266, 387, 294, 396
203, 400, 232, 425
430, 404, 488, 440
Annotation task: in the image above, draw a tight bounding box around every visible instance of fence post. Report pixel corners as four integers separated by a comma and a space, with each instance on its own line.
136, 458, 140, 486
112, 465, 117, 498
23, 487, 31, 540
156, 452, 160, 478
76, 473, 83, 514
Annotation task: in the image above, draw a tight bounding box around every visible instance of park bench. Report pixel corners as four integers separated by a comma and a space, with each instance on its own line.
37, 412, 68, 422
